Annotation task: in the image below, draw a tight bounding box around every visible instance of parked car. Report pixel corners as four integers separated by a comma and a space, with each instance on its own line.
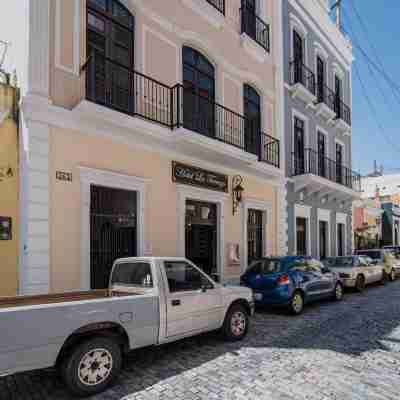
382, 246, 400, 277
323, 256, 386, 292
355, 249, 397, 281
0, 257, 254, 397
240, 256, 343, 315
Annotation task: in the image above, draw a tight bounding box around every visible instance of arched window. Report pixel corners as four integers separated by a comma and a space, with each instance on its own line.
86, 0, 134, 113
182, 47, 215, 137
243, 84, 261, 154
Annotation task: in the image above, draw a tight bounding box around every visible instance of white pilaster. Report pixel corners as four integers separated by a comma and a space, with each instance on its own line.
277, 182, 289, 256
19, 0, 51, 294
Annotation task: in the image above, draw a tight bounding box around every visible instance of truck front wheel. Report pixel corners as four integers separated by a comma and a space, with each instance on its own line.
60, 336, 122, 397
222, 303, 249, 341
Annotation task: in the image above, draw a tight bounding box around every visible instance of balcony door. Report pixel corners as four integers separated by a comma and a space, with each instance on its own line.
334, 75, 343, 117
243, 84, 261, 155
293, 117, 305, 175
293, 30, 304, 84
316, 56, 325, 103
317, 131, 326, 178
336, 143, 343, 184
86, 0, 134, 113
242, 0, 257, 39
183, 47, 215, 138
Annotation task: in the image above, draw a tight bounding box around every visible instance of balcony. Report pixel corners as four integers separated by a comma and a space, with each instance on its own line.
289, 60, 316, 105
181, 0, 225, 29
205, 0, 225, 15
315, 83, 337, 121
83, 51, 281, 171
291, 148, 361, 201
334, 97, 352, 133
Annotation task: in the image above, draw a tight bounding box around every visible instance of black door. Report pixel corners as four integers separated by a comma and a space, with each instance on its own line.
336, 143, 343, 184
86, 0, 134, 113
337, 223, 345, 256
90, 185, 137, 289
243, 84, 261, 155
334, 75, 342, 118
183, 47, 215, 138
294, 117, 305, 174
293, 30, 304, 84
319, 220, 328, 259
296, 217, 307, 256
316, 56, 325, 103
248, 209, 264, 264
242, 0, 257, 39
185, 200, 217, 278
317, 131, 326, 178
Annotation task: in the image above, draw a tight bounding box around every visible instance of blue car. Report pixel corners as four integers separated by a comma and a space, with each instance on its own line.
240, 256, 344, 315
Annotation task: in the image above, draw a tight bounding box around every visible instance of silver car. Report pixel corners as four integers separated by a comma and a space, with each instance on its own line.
323, 256, 386, 292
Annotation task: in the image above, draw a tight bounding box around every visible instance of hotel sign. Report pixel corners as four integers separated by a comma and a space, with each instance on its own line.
172, 161, 228, 193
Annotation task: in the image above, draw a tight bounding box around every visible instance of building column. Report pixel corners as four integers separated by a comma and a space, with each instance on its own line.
277, 182, 289, 256
19, 0, 51, 294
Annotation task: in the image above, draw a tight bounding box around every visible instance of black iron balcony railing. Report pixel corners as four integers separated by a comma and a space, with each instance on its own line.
240, 1, 270, 52
316, 82, 336, 113
291, 148, 361, 191
86, 51, 174, 128
334, 97, 352, 126
85, 52, 280, 168
206, 0, 225, 15
290, 60, 316, 95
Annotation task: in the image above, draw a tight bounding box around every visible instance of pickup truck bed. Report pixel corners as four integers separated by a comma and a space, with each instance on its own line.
0, 290, 132, 309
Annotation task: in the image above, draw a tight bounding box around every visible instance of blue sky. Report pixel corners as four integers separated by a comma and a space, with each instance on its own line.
341, 0, 400, 175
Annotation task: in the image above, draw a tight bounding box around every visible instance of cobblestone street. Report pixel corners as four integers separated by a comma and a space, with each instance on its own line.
2, 281, 400, 400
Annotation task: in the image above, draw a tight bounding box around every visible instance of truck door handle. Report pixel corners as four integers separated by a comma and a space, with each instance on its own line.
171, 299, 181, 306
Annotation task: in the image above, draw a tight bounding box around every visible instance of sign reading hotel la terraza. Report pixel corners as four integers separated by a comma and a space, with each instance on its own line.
172, 162, 228, 193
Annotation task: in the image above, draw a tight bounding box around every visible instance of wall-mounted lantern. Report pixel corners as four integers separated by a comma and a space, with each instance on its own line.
232, 175, 244, 216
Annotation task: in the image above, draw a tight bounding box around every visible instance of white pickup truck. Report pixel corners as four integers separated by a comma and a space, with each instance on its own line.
0, 257, 254, 396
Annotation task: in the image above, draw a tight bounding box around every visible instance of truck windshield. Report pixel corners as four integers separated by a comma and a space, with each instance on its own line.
324, 257, 354, 268
111, 262, 153, 287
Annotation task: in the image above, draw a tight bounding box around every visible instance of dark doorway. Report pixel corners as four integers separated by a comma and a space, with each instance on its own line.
336, 142, 343, 184
293, 30, 304, 84
185, 200, 217, 278
241, 0, 257, 40
90, 185, 137, 289
86, 0, 134, 113
334, 74, 342, 117
296, 217, 308, 256
318, 131, 326, 178
243, 84, 261, 155
316, 56, 325, 104
248, 209, 264, 264
319, 220, 328, 259
182, 47, 215, 138
337, 223, 345, 256
293, 117, 305, 174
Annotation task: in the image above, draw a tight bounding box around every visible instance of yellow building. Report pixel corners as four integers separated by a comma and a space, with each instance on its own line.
0, 72, 19, 296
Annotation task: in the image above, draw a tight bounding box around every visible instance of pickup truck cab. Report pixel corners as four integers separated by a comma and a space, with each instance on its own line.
355, 249, 397, 281
0, 257, 254, 397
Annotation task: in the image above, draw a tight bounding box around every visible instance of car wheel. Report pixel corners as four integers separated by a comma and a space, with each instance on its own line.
390, 269, 396, 282
332, 282, 344, 301
289, 291, 304, 315
222, 303, 249, 342
355, 275, 365, 292
60, 336, 122, 397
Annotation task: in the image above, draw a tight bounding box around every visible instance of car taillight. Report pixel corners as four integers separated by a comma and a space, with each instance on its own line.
277, 274, 290, 285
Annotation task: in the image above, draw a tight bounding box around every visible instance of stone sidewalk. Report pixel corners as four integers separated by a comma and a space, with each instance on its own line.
2, 281, 400, 399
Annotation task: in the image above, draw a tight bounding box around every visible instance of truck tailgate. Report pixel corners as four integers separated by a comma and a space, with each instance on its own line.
0, 293, 159, 376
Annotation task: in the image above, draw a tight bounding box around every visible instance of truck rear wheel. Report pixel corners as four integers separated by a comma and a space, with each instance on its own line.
222, 303, 249, 341
60, 336, 122, 397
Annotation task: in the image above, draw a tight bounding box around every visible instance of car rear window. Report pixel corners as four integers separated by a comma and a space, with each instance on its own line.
247, 259, 282, 274
324, 257, 354, 267
356, 251, 380, 260
111, 262, 153, 287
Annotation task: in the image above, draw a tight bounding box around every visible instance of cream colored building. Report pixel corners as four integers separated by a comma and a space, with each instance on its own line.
16, 0, 287, 294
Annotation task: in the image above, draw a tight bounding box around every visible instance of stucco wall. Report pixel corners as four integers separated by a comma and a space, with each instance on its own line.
0, 118, 19, 296
48, 126, 278, 292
